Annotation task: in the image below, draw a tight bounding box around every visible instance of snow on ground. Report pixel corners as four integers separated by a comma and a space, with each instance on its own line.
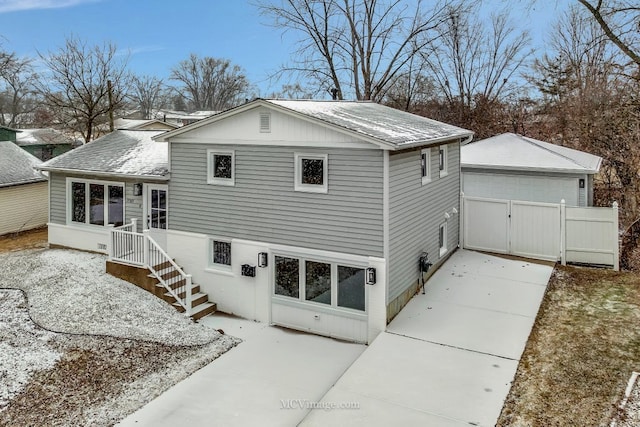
0, 248, 219, 346
0, 248, 240, 423
0, 290, 60, 409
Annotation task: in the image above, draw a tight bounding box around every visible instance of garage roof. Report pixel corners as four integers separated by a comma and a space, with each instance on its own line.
461, 133, 602, 174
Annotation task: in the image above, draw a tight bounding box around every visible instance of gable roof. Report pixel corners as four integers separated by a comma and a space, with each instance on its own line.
155, 99, 473, 149
114, 118, 180, 131
461, 133, 602, 174
15, 128, 78, 147
0, 141, 46, 188
38, 130, 169, 180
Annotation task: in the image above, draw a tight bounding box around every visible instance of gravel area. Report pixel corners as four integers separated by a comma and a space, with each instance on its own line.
0, 248, 240, 425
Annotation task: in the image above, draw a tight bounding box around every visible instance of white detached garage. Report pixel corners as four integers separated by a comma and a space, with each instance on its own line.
461, 133, 602, 207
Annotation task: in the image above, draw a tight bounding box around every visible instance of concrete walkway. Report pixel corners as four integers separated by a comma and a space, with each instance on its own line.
117, 314, 365, 427
300, 250, 553, 426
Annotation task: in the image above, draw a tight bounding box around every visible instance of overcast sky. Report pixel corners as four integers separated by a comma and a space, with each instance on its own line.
0, 0, 570, 97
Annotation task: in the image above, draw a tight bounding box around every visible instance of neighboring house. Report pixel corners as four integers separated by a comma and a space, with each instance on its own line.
0, 125, 19, 141
39, 99, 472, 344
114, 118, 180, 132
0, 141, 48, 235
461, 133, 602, 207
38, 130, 168, 253
15, 128, 79, 161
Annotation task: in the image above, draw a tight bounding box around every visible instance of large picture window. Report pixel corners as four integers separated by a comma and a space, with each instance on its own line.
274, 255, 366, 312
69, 180, 124, 227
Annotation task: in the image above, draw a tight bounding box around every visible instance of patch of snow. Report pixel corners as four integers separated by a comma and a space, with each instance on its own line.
0, 290, 60, 410
0, 248, 220, 346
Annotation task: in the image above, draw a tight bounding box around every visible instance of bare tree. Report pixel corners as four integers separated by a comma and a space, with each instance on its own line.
257, 0, 462, 101
575, 0, 639, 70
36, 36, 130, 143
0, 54, 37, 127
130, 75, 166, 119
169, 54, 251, 111
423, 7, 531, 110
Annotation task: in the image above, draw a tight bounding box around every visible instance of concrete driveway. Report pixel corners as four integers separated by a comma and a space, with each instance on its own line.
117, 314, 365, 427
301, 249, 553, 426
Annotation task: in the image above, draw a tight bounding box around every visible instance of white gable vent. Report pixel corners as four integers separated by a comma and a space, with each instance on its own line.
259, 112, 271, 133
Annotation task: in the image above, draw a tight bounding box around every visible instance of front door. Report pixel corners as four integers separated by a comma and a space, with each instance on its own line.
145, 184, 168, 250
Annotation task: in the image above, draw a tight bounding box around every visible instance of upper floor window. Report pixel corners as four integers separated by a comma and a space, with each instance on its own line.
421, 148, 431, 185
207, 150, 235, 186
294, 153, 328, 193
69, 179, 124, 227
439, 145, 448, 178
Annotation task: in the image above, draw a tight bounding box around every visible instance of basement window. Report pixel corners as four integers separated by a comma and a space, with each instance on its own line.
439, 222, 448, 257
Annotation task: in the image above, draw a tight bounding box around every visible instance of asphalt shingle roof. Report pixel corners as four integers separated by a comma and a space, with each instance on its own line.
39, 130, 168, 178
15, 128, 78, 147
461, 133, 602, 173
0, 141, 46, 187
267, 99, 473, 147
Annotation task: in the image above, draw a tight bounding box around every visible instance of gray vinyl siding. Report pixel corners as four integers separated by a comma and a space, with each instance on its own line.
49, 172, 66, 224
48, 172, 146, 229
388, 142, 460, 302
170, 144, 384, 257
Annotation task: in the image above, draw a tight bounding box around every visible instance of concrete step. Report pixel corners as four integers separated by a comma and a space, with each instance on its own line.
175, 301, 217, 320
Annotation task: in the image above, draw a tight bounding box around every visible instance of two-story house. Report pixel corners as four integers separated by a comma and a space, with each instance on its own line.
40, 99, 472, 344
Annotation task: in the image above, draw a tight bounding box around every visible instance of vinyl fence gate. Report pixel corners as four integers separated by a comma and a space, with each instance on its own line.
461, 195, 619, 269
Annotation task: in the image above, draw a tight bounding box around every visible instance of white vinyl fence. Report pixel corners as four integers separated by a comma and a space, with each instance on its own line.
462, 195, 619, 269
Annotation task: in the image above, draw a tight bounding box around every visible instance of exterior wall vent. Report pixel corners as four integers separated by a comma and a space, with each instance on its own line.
97, 243, 107, 250
259, 112, 271, 133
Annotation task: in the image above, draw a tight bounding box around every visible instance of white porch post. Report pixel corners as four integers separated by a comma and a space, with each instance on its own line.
185, 275, 193, 317
106, 224, 114, 260
131, 218, 138, 232
143, 229, 150, 268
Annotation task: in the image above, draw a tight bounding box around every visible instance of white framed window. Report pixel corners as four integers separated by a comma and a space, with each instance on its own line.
259, 112, 271, 133
207, 150, 235, 186
421, 148, 431, 185
210, 239, 232, 268
67, 178, 124, 227
439, 145, 448, 178
273, 254, 366, 312
439, 222, 447, 257
294, 153, 328, 193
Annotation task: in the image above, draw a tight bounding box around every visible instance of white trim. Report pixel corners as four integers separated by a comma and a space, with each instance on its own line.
439, 145, 449, 178
294, 152, 328, 193
144, 183, 169, 231
207, 149, 235, 186
65, 177, 125, 229
421, 147, 432, 185
165, 136, 379, 150
272, 252, 368, 313
439, 222, 448, 257
208, 237, 233, 270
383, 150, 390, 305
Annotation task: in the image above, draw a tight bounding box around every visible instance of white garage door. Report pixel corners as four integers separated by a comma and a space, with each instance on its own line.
271, 254, 368, 343
463, 172, 579, 206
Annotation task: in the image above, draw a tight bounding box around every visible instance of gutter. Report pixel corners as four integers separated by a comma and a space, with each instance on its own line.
461, 163, 600, 174
35, 166, 169, 182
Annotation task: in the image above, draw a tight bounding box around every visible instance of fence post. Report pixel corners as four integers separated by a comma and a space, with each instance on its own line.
131, 218, 138, 232
459, 192, 465, 249
143, 229, 150, 268
185, 274, 193, 317
560, 199, 566, 266
613, 201, 619, 271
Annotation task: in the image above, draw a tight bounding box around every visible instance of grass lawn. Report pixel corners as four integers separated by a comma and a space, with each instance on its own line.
498, 265, 640, 426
